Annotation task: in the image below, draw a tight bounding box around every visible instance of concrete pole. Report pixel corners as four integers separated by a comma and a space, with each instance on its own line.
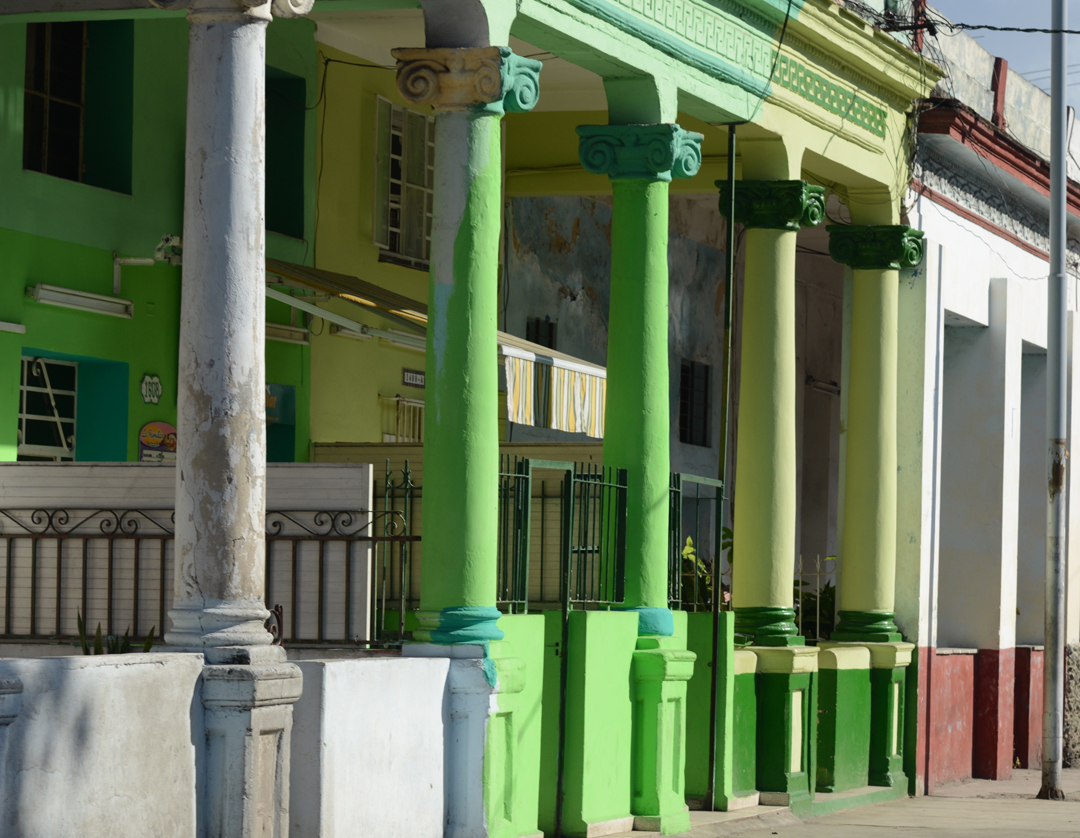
1041, 0, 1068, 801
717, 179, 824, 645
393, 47, 541, 644
162, 0, 309, 659
826, 227, 924, 642
576, 124, 702, 636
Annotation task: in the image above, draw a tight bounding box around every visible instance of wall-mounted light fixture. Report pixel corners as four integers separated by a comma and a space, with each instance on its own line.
26, 284, 134, 319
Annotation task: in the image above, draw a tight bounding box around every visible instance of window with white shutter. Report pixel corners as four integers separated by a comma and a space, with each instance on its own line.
373, 96, 434, 269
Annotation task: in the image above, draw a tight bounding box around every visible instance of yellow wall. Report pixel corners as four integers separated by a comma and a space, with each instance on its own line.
309, 43, 432, 444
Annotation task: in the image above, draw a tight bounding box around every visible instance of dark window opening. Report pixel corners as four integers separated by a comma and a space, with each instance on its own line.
23, 20, 134, 193
266, 67, 306, 240
679, 359, 710, 447
526, 317, 557, 350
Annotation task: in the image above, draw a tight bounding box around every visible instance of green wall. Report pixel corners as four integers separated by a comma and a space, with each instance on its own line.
0, 17, 318, 463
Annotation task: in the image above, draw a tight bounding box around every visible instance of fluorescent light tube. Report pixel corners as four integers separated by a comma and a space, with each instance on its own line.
266, 323, 311, 345
330, 324, 372, 341
27, 284, 134, 319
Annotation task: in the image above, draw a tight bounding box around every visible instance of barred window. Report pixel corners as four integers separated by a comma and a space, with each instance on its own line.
373, 96, 434, 269
526, 317, 557, 350
18, 357, 77, 462
678, 359, 710, 447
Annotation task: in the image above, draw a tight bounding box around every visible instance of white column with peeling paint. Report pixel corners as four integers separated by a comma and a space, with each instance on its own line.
161, 0, 306, 658
151, 0, 312, 834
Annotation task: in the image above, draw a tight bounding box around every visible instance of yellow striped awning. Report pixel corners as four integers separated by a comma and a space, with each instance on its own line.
266, 259, 607, 439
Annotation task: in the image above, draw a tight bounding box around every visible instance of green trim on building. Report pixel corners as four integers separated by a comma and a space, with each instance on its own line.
734, 606, 802, 646
718, 180, 826, 231
827, 224, 925, 271
831, 610, 902, 643
733, 666, 759, 800
869, 665, 908, 788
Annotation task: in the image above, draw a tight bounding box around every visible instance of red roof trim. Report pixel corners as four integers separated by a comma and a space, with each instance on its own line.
917, 100, 1080, 215
911, 179, 1049, 263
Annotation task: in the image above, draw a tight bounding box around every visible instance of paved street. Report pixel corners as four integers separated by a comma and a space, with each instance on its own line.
637, 770, 1080, 837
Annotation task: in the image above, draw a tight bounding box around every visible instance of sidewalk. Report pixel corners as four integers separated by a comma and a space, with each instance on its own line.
619, 770, 1080, 837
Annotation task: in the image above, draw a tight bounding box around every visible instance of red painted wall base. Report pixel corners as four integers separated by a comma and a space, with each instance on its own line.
926, 650, 975, 791
974, 648, 1015, 780
1014, 647, 1044, 769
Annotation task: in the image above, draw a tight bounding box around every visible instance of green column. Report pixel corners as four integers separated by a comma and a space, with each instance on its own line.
577, 123, 703, 636
827, 226, 924, 642
718, 181, 825, 645
393, 47, 541, 644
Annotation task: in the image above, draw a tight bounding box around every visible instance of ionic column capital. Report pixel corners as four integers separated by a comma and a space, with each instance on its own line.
392, 47, 542, 115
149, 0, 312, 22
576, 124, 703, 182
717, 179, 825, 231
827, 224, 924, 271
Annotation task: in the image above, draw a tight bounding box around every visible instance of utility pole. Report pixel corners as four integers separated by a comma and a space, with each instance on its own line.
1041, 0, 1068, 802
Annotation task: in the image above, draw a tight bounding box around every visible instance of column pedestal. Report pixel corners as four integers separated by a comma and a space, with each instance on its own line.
815, 646, 871, 793
202, 658, 303, 838
752, 646, 819, 808
631, 637, 696, 833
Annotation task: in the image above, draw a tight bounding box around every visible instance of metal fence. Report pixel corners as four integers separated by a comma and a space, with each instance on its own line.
0, 506, 414, 646
668, 473, 727, 613
795, 553, 836, 641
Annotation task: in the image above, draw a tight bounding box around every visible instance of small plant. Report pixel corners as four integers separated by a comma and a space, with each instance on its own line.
77, 610, 155, 655
680, 536, 714, 608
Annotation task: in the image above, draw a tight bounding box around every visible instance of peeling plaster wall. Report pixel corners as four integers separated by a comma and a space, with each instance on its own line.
503, 194, 724, 477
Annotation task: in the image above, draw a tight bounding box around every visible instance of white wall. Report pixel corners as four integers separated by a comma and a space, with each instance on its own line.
1017, 354, 1048, 646
290, 656, 452, 838
0, 653, 203, 838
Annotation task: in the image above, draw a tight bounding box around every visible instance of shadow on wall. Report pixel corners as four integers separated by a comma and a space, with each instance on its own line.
0, 653, 203, 836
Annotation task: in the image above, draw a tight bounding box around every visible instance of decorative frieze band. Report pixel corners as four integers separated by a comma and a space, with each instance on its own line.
576, 124, 703, 182
392, 47, 542, 115
827, 224, 925, 270
717, 180, 826, 231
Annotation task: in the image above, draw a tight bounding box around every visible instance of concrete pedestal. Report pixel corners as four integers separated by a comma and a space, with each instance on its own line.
630, 635, 696, 833
816, 646, 871, 793
752, 646, 819, 810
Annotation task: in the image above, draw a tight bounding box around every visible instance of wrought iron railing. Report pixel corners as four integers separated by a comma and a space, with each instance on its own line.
497, 455, 532, 613
668, 473, 727, 612
795, 554, 836, 642
0, 506, 417, 646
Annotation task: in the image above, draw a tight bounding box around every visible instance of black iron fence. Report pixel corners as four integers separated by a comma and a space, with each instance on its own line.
668, 473, 727, 612
0, 506, 416, 646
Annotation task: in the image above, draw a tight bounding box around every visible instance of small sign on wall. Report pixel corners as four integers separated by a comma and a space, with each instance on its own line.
140, 374, 162, 404
403, 368, 425, 388
139, 421, 177, 463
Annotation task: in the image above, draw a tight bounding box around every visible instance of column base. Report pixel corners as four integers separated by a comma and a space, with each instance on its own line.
823, 642, 913, 788
734, 607, 803, 647
413, 606, 505, 644
201, 660, 304, 838
752, 645, 819, 811
830, 611, 902, 643
631, 633, 696, 834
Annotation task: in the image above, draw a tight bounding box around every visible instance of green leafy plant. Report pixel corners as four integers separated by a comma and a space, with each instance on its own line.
680, 536, 714, 608
794, 577, 836, 641
77, 610, 155, 655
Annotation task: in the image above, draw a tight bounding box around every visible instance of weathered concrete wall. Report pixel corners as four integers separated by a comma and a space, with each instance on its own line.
289, 655, 452, 838
503, 194, 725, 479
0, 653, 203, 837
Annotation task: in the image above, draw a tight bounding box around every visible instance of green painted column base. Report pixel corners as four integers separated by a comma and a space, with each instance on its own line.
732, 655, 759, 802
830, 610, 902, 643
734, 607, 804, 647
752, 646, 819, 811
866, 644, 913, 788
631, 629, 696, 835
815, 646, 871, 793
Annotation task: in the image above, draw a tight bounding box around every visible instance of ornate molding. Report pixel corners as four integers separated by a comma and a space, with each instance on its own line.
772, 53, 887, 138
392, 47, 542, 115
717, 180, 825, 231
576, 124, 703, 182
827, 224, 925, 270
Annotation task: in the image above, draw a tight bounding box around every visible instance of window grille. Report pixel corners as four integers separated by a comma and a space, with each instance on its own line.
526, 317, 557, 350
380, 395, 425, 443
18, 356, 77, 461
373, 96, 434, 268
23, 21, 87, 183
678, 359, 710, 447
